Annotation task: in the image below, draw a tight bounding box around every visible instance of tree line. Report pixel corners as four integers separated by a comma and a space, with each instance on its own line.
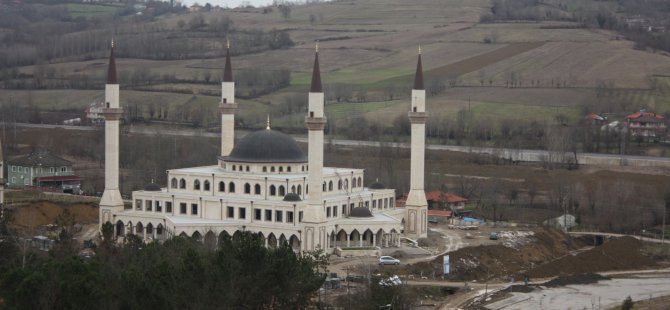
0, 216, 327, 309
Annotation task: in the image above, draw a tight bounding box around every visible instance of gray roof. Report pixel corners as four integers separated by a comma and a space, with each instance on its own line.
349, 207, 373, 218
283, 192, 302, 202
8, 152, 72, 167
368, 181, 386, 190
144, 183, 161, 191
224, 129, 307, 163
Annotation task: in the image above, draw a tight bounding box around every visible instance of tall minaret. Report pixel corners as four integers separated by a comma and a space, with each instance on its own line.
99, 40, 125, 228
303, 42, 327, 251
405, 47, 428, 239
220, 40, 236, 156
0, 137, 5, 216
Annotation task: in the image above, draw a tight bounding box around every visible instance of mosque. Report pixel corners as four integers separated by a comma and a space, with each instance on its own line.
98, 42, 428, 253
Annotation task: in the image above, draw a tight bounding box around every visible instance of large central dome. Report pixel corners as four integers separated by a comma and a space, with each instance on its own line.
225, 129, 307, 163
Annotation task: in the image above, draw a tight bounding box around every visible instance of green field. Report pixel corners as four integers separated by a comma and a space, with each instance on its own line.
64, 3, 120, 18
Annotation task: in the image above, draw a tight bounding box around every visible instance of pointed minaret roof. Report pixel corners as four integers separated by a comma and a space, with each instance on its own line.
223, 39, 233, 82
413, 46, 424, 90
310, 42, 322, 93
107, 39, 118, 84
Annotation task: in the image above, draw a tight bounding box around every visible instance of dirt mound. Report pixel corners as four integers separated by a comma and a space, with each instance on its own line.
528, 237, 656, 278
543, 273, 610, 287
9, 200, 99, 228
408, 228, 585, 281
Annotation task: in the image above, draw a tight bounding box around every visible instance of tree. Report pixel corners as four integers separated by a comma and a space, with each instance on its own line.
279, 5, 291, 20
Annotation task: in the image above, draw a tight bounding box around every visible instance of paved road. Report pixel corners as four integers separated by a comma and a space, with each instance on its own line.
568, 231, 668, 244
485, 274, 670, 310
5, 122, 670, 167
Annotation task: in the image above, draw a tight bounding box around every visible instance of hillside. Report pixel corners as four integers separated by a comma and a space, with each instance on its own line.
1, 0, 670, 151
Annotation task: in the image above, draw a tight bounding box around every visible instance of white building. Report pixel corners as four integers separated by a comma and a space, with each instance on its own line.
100, 43, 428, 253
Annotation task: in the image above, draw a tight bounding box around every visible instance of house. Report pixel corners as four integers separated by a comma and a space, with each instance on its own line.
85, 101, 106, 125
626, 110, 667, 142
397, 191, 467, 214
6, 152, 81, 193
584, 112, 606, 125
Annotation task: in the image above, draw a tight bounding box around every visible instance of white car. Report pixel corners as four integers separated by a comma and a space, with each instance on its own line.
378, 256, 400, 265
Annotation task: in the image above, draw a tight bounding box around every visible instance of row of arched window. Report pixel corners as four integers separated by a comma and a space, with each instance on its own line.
321, 177, 363, 192
170, 177, 304, 197
222, 163, 308, 173
169, 176, 364, 195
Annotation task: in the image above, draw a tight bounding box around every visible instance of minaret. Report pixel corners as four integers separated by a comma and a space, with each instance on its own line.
405, 46, 428, 239
303, 42, 327, 251
220, 40, 237, 156
99, 40, 125, 228
0, 137, 5, 216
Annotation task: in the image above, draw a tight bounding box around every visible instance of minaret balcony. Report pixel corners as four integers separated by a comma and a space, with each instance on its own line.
102, 108, 124, 121
219, 102, 238, 114
408, 111, 427, 124
305, 116, 327, 130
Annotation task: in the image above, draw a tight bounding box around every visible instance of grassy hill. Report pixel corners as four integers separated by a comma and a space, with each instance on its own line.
1, 0, 670, 147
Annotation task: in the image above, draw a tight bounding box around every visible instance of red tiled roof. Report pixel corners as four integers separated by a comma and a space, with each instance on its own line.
428, 210, 452, 217
626, 111, 664, 120
35, 175, 81, 182
585, 112, 605, 121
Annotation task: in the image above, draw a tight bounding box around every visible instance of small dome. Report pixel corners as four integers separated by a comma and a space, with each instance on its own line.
349, 207, 373, 218
283, 192, 302, 202
369, 181, 386, 190
144, 183, 161, 191
225, 129, 307, 163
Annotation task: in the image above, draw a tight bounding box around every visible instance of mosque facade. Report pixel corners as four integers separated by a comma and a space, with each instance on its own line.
99, 43, 428, 252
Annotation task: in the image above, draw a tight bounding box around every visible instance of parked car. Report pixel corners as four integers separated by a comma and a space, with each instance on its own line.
346, 275, 368, 283
378, 256, 400, 265
489, 232, 499, 240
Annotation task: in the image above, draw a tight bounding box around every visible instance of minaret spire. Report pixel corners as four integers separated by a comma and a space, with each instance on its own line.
266, 114, 271, 130
107, 39, 118, 84
223, 39, 233, 82
310, 41, 322, 93
413, 46, 424, 90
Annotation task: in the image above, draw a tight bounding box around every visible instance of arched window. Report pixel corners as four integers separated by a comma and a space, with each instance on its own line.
255, 184, 261, 195
279, 166, 283, 172
301, 166, 305, 171
322, 182, 326, 191
194, 180, 201, 190
246, 166, 249, 172
287, 166, 291, 172
232, 166, 236, 171
306, 185, 308, 194
291, 185, 296, 193
244, 183, 251, 194
271, 166, 275, 172
171, 178, 178, 189
344, 179, 349, 189
328, 181, 333, 191
278, 185, 285, 196
357, 177, 362, 187
204, 180, 210, 191
297, 185, 302, 195
229, 182, 235, 193
179, 179, 186, 189
219, 181, 225, 192
263, 166, 267, 172
270, 185, 276, 196
338, 180, 342, 190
